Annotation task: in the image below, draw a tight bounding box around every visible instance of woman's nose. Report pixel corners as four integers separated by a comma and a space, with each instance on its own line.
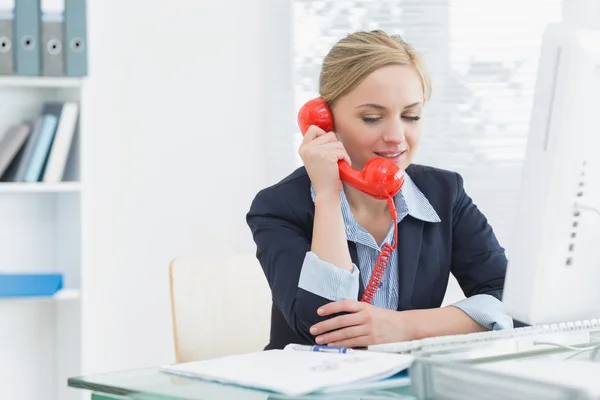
383, 120, 406, 143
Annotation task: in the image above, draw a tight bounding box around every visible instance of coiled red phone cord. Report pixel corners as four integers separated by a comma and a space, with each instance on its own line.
360, 195, 398, 304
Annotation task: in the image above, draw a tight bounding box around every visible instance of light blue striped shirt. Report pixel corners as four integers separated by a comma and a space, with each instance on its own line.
298, 172, 513, 331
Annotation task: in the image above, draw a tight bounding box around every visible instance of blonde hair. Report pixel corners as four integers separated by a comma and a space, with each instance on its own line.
319, 30, 432, 106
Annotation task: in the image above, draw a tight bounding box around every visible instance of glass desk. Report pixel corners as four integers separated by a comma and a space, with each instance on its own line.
68, 343, 599, 400
68, 366, 416, 400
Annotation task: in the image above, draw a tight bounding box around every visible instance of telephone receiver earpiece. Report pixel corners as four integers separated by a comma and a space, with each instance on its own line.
297, 97, 405, 200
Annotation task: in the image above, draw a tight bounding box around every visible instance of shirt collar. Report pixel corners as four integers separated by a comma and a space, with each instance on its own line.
309, 171, 441, 223
399, 173, 441, 223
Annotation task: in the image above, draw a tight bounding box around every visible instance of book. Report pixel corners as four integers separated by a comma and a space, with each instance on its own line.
0, 273, 63, 297
43, 102, 79, 182
159, 345, 413, 397
0, 123, 32, 178
0, 101, 79, 183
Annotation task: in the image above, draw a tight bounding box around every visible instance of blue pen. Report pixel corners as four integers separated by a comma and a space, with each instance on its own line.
288, 344, 354, 353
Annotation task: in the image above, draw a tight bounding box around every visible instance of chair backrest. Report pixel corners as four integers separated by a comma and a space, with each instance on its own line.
169, 254, 272, 362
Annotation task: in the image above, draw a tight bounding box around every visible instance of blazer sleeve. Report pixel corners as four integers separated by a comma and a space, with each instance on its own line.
450, 173, 508, 301
450, 173, 528, 328
246, 187, 342, 343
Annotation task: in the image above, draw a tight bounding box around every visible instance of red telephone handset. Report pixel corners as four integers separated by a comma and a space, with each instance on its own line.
297, 97, 404, 304
297, 98, 404, 200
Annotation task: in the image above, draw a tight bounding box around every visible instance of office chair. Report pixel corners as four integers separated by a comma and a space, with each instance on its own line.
168, 254, 272, 362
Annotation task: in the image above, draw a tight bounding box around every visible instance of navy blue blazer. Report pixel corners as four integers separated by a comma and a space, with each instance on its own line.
246, 163, 518, 350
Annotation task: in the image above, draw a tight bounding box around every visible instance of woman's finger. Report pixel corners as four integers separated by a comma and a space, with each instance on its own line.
317, 300, 366, 316
301, 125, 325, 143
315, 325, 370, 345
311, 309, 365, 335
335, 148, 352, 165
327, 334, 371, 348
310, 131, 338, 145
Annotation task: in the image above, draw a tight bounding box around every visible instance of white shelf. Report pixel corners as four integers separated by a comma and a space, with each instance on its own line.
53, 288, 80, 301
0, 182, 81, 193
0, 289, 80, 302
1, 42, 84, 400
0, 76, 83, 88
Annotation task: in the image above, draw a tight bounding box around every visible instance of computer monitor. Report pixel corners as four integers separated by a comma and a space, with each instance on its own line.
503, 22, 600, 325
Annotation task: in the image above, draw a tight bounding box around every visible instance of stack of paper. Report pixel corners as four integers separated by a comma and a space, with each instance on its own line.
160, 348, 414, 397
410, 357, 600, 400
478, 359, 600, 398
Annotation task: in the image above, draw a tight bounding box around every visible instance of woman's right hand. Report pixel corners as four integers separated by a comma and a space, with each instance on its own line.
298, 125, 351, 197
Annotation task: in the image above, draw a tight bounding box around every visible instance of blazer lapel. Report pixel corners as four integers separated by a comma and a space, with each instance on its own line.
396, 216, 424, 310
348, 241, 364, 300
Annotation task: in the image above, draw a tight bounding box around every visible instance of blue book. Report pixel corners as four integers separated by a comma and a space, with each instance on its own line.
0, 273, 63, 297
23, 113, 59, 182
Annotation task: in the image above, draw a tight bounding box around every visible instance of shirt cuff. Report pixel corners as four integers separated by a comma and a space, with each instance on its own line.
450, 294, 514, 330
298, 251, 360, 301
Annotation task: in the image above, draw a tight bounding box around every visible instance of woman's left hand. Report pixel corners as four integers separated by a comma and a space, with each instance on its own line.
309, 300, 414, 347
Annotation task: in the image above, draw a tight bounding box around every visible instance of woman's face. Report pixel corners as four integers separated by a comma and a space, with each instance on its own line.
331, 64, 425, 171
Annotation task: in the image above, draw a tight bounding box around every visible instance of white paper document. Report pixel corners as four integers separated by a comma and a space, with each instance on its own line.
160, 348, 413, 397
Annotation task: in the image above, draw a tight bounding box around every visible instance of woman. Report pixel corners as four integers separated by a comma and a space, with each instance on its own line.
246, 30, 515, 350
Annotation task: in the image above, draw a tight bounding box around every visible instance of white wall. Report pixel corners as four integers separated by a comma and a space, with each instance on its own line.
81, 0, 293, 374
563, 0, 600, 29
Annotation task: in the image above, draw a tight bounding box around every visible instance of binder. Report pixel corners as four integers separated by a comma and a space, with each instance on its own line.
64, 0, 86, 77
0, 5, 14, 75
41, 5, 64, 76
14, 0, 41, 76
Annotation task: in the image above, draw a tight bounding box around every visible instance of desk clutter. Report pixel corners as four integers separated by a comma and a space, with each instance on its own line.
159, 320, 600, 398
160, 344, 414, 397
0, 101, 79, 182
160, 341, 600, 399
0, 0, 87, 77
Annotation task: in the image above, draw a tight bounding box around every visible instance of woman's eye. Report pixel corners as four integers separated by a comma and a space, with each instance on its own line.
402, 116, 421, 121
362, 117, 381, 124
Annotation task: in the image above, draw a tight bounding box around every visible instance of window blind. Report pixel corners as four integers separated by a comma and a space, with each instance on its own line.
292, 0, 562, 253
